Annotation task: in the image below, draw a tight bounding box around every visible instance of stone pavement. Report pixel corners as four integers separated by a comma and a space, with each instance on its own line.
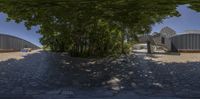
133, 52, 200, 98
0, 50, 200, 99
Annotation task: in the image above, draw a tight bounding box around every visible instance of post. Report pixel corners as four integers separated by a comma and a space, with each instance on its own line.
147, 41, 151, 54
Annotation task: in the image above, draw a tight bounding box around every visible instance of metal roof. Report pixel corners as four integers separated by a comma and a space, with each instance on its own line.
0, 33, 39, 48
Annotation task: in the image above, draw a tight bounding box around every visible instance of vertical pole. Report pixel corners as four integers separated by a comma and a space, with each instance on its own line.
147, 41, 151, 54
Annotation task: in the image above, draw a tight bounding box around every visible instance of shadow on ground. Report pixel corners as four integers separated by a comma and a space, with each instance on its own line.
133, 53, 200, 98
0, 51, 200, 98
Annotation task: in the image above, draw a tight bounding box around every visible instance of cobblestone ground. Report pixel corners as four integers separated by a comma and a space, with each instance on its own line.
133, 53, 200, 98
0, 50, 199, 99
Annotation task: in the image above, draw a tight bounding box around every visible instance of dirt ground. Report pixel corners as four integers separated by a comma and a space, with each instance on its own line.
146, 53, 200, 63
0, 50, 41, 61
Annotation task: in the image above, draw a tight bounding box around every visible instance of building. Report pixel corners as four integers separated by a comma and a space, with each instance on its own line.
151, 27, 176, 51
137, 27, 176, 51
171, 31, 200, 52
138, 27, 200, 52
0, 34, 39, 52
152, 27, 200, 52
154, 27, 176, 45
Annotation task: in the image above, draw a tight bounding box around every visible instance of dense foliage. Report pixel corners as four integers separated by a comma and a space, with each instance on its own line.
0, 0, 199, 57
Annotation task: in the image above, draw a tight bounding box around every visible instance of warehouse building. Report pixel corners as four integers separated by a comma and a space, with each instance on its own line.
138, 27, 200, 52
0, 34, 39, 52
171, 31, 200, 52
155, 28, 200, 52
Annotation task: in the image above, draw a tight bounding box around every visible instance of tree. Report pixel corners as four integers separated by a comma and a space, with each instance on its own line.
0, 0, 199, 57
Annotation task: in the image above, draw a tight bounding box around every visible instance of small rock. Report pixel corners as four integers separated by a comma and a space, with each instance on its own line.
131, 82, 137, 88
111, 61, 117, 64
88, 61, 96, 64
148, 71, 152, 74
170, 71, 174, 75
111, 85, 121, 91
129, 72, 134, 75
107, 77, 121, 91
85, 69, 91, 72
152, 82, 163, 88
107, 77, 120, 84
1, 72, 6, 75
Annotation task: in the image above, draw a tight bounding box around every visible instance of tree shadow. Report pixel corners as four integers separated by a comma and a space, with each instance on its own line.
0, 51, 54, 91
132, 56, 200, 97
0, 51, 200, 98
50, 53, 138, 89
0, 51, 138, 91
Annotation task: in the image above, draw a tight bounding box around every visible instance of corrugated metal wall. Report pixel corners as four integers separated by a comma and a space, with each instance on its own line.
0, 34, 39, 51
171, 34, 200, 52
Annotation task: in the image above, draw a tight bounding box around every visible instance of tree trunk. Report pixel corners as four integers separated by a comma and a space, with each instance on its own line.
121, 33, 125, 54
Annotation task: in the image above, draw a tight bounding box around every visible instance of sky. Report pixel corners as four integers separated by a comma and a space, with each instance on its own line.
0, 5, 200, 47
152, 5, 200, 33
0, 13, 42, 47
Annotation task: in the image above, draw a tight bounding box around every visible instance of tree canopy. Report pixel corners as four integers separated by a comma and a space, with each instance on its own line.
0, 0, 199, 57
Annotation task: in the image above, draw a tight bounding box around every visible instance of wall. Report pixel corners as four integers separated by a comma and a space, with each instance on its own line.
171, 34, 200, 52
0, 34, 39, 51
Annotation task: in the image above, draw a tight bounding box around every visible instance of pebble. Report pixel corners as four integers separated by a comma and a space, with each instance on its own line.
131, 82, 137, 88
152, 83, 163, 88
1, 72, 6, 75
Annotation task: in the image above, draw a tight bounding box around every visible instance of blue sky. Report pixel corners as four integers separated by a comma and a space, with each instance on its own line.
152, 5, 200, 33
0, 13, 42, 46
0, 5, 200, 46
